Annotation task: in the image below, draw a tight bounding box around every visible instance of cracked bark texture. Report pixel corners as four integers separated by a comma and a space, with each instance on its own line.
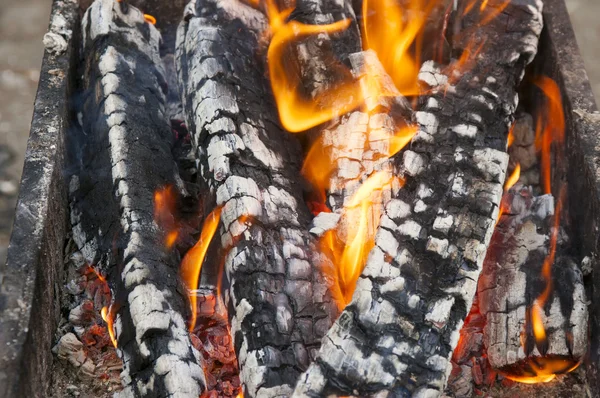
69, 0, 205, 396
176, 1, 338, 396
293, 1, 544, 396
478, 186, 588, 374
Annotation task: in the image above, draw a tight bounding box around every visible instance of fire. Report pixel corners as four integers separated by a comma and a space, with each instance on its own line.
301, 136, 335, 204
526, 76, 566, 356
101, 305, 117, 348
154, 186, 179, 249
507, 124, 515, 147
143, 14, 156, 25
362, 0, 440, 96
496, 163, 520, 223
88, 265, 106, 283
321, 171, 400, 308
503, 356, 580, 384
462, 0, 511, 26
502, 77, 577, 384
504, 163, 521, 190
265, 0, 362, 132
534, 76, 565, 195
180, 206, 222, 331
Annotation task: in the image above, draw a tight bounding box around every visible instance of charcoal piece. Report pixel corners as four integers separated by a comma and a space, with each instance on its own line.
293, 1, 544, 396
69, 0, 205, 396
176, 1, 338, 396
479, 186, 588, 378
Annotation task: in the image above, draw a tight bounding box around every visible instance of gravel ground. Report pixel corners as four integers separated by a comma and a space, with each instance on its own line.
0, 0, 598, 267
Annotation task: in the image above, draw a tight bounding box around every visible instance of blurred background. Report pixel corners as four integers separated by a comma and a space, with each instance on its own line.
0, 0, 598, 266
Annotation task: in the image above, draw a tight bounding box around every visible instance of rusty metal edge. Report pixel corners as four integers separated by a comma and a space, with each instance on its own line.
0, 0, 80, 396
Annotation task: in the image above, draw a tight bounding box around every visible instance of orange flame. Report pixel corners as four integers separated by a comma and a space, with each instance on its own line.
144, 14, 156, 25
154, 186, 179, 249
534, 76, 565, 195
181, 206, 222, 331
504, 163, 521, 190
101, 305, 117, 348
496, 163, 520, 223
503, 357, 580, 384
321, 172, 400, 308
529, 188, 563, 352
362, 0, 440, 96
507, 123, 515, 148
88, 265, 106, 283
505, 78, 573, 384
462, 0, 511, 26
265, 0, 362, 132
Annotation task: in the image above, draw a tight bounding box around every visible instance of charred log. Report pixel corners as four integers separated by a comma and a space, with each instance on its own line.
176, 1, 338, 396
293, 1, 544, 396
69, 0, 205, 396
479, 186, 588, 379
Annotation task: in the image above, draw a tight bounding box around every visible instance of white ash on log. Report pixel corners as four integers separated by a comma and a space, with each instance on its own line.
294, 1, 544, 396
311, 51, 413, 212
282, 0, 412, 215
176, 1, 338, 396
478, 185, 588, 379
69, 0, 205, 396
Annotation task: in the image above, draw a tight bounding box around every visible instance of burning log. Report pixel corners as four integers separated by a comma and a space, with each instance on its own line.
176, 0, 338, 396
294, 1, 544, 396
479, 186, 588, 383
69, 0, 205, 395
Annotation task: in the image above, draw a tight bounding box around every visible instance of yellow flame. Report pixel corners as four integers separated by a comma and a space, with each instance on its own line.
267, 14, 361, 132
503, 358, 580, 384
101, 306, 117, 348
181, 206, 222, 331
321, 172, 399, 308
362, 0, 440, 96
531, 302, 547, 347
504, 163, 521, 190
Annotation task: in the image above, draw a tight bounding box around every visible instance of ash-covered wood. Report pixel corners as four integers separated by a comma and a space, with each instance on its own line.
479, 186, 588, 376
315, 52, 412, 213
69, 0, 205, 396
294, 1, 544, 396
176, 1, 338, 396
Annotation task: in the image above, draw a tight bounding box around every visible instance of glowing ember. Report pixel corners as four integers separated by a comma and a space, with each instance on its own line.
101, 305, 117, 348
181, 206, 222, 331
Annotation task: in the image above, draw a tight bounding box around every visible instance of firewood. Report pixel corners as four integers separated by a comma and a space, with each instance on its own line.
293, 1, 544, 396
176, 1, 338, 396
479, 186, 588, 380
69, 0, 205, 396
